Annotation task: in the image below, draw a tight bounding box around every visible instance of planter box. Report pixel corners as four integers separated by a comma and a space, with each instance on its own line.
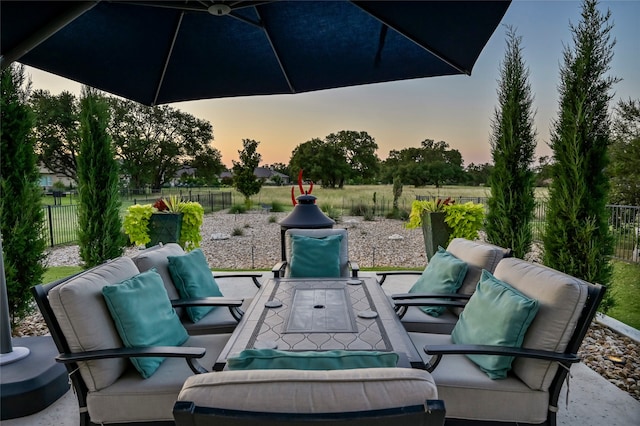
148, 213, 183, 247
421, 212, 450, 260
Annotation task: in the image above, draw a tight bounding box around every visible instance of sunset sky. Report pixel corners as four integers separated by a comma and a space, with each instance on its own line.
25, 0, 640, 169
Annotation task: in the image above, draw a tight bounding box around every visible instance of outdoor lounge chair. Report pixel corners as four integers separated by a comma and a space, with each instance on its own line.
408, 257, 605, 425
32, 256, 234, 425
133, 243, 263, 335
272, 228, 359, 278
173, 368, 446, 425
378, 238, 511, 334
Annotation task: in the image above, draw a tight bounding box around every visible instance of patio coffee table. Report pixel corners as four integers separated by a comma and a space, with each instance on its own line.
214, 276, 424, 370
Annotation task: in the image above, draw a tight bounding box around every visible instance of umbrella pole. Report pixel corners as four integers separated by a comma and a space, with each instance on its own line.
0, 234, 30, 364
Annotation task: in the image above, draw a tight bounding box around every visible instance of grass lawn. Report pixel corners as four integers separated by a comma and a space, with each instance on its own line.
608, 260, 640, 330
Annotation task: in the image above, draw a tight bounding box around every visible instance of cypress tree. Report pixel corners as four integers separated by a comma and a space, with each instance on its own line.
0, 64, 47, 324
486, 26, 537, 259
543, 0, 617, 304
77, 87, 124, 267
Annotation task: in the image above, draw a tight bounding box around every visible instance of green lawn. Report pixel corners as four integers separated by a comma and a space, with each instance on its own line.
608, 260, 640, 329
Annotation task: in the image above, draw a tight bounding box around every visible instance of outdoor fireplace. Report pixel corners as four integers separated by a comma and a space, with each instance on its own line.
278, 193, 334, 260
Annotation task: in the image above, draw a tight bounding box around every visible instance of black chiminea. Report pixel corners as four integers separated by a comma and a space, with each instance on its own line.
278, 193, 335, 260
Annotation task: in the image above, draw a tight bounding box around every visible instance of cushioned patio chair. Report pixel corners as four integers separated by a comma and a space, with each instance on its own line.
378, 238, 511, 334
173, 368, 445, 425
32, 257, 234, 426
133, 243, 263, 335
272, 228, 359, 278
408, 257, 605, 425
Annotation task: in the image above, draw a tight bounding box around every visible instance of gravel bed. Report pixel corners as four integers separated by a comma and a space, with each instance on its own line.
16, 210, 639, 401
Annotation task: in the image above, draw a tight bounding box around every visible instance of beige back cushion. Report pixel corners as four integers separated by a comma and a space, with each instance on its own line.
446, 238, 506, 296
179, 368, 437, 413
493, 258, 588, 390
132, 243, 185, 301
284, 228, 349, 278
48, 257, 140, 391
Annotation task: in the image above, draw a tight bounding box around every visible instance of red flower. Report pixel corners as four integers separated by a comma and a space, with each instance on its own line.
153, 198, 168, 211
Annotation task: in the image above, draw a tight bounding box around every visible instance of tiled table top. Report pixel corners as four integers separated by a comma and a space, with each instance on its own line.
214, 277, 423, 370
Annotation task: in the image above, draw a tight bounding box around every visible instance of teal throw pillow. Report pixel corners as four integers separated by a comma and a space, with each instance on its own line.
102, 269, 188, 378
451, 270, 540, 379
408, 247, 468, 317
290, 234, 343, 278
168, 248, 223, 322
227, 349, 399, 370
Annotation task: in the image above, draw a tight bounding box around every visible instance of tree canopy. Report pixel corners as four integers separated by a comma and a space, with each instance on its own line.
608, 98, 640, 206
380, 139, 464, 187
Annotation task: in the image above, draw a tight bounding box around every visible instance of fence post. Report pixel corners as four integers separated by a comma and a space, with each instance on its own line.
47, 206, 54, 247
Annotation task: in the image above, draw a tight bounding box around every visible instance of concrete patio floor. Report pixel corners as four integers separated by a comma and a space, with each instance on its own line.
4, 272, 639, 425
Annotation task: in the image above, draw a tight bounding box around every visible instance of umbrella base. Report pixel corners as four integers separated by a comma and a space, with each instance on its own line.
0, 336, 69, 420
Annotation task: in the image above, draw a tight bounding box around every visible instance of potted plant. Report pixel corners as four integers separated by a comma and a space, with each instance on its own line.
407, 198, 454, 259
406, 198, 485, 259
123, 196, 204, 251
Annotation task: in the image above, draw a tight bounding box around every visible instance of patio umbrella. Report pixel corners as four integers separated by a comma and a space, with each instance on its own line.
0, 0, 512, 358
1, 0, 512, 106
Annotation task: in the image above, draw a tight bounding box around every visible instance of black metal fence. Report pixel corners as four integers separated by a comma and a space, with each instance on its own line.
41, 191, 232, 247
40, 192, 640, 264
415, 195, 640, 264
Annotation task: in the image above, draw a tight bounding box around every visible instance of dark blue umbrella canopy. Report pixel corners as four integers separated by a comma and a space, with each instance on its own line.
1, 1, 511, 106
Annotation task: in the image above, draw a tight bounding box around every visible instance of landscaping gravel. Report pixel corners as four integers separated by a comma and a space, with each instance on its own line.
16, 210, 639, 401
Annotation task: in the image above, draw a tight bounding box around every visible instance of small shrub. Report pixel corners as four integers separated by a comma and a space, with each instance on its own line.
349, 203, 370, 216
268, 215, 277, 223
229, 204, 246, 214
232, 227, 244, 236
386, 208, 409, 221
320, 203, 340, 221
270, 200, 285, 212
363, 210, 375, 221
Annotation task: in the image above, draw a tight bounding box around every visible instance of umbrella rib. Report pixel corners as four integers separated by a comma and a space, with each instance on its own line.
352, 2, 471, 76
254, 6, 295, 93
153, 10, 185, 106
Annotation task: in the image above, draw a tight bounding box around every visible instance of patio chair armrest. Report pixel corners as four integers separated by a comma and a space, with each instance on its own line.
393, 299, 467, 309
272, 261, 287, 278
348, 261, 359, 277
215, 273, 263, 288
392, 293, 471, 301
376, 271, 422, 285
171, 297, 243, 308
56, 346, 208, 374
422, 344, 580, 372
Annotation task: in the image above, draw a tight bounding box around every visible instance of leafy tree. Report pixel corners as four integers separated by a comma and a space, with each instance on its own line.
534, 155, 554, 187
326, 130, 380, 184
465, 162, 493, 186
77, 87, 124, 267
381, 139, 464, 187
0, 64, 46, 324
265, 162, 289, 176
485, 27, 537, 259
608, 98, 640, 206
30, 89, 80, 181
543, 0, 617, 307
289, 130, 379, 188
108, 98, 220, 190
233, 139, 263, 207
191, 145, 225, 185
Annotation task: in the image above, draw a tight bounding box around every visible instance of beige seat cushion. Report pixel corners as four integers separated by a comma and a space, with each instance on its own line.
400, 306, 459, 334
284, 228, 350, 278
493, 258, 588, 390
48, 257, 140, 391
132, 243, 185, 302
409, 332, 549, 424
446, 238, 506, 296
179, 367, 437, 414
183, 298, 253, 335
86, 334, 230, 424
